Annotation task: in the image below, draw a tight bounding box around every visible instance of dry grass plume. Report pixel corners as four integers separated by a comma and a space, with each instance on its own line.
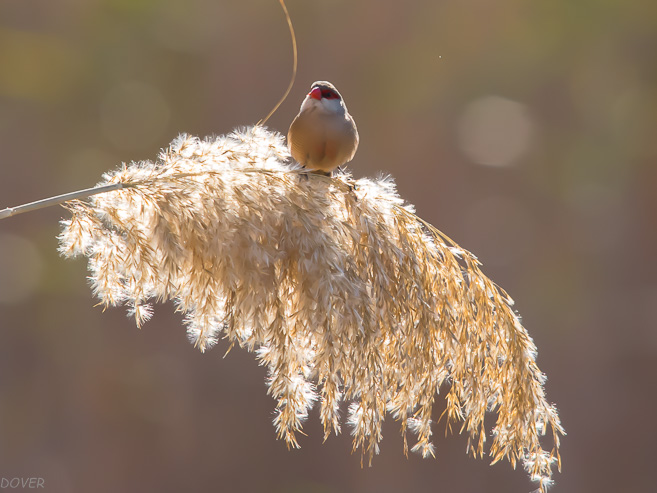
59, 126, 563, 491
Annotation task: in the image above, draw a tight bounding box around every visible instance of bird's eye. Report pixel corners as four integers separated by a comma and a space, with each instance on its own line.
322, 89, 339, 100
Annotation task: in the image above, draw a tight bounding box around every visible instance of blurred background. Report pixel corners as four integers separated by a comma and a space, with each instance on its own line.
0, 1, 655, 491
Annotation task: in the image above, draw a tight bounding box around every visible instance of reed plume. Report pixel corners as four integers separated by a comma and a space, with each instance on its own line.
58, 125, 563, 491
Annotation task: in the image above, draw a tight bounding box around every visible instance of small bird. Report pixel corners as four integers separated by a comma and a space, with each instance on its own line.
288, 81, 359, 175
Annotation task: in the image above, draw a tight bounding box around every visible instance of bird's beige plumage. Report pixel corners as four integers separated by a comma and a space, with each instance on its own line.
288, 81, 359, 174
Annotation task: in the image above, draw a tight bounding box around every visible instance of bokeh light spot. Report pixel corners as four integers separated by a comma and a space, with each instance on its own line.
457, 96, 535, 167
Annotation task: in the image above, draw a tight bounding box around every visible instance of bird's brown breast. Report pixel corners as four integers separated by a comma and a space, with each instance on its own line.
288, 109, 358, 173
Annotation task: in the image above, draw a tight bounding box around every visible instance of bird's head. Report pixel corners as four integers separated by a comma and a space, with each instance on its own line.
299, 81, 348, 115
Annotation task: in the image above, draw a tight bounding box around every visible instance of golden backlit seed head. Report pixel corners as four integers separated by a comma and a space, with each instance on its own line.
58, 126, 563, 491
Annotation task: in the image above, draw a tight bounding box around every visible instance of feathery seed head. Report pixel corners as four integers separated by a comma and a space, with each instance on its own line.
59, 126, 563, 491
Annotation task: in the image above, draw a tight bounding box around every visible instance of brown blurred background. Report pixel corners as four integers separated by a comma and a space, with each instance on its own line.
1, 1, 655, 492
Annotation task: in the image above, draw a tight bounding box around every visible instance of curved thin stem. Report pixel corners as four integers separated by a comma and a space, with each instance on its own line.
257, 0, 298, 127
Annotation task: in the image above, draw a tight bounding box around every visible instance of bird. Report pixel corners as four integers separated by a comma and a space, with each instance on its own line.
287, 81, 359, 176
